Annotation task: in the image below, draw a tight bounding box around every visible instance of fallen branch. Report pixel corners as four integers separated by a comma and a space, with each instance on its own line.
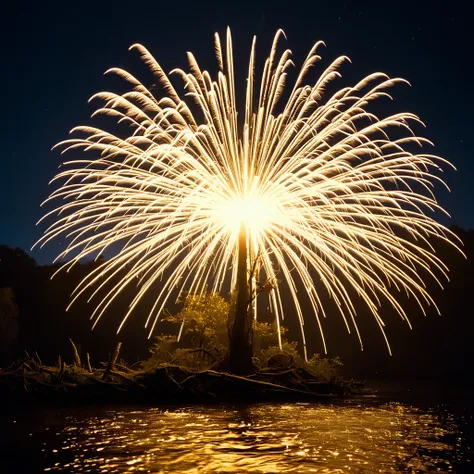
103, 342, 122, 380
85, 353, 92, 373
69, 339, 82, 368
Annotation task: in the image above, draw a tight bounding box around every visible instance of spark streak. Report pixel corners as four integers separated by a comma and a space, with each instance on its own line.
35, 28, 461, 356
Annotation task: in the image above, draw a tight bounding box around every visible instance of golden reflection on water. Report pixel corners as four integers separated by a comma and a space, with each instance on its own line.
15, 401, 471, 472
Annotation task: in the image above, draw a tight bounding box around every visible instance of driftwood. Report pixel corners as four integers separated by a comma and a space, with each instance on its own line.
58, 358, 66, 378
69, 339, 82, 368
85, 353, 92, 373
103, 342, 122, 380
110, 342, 122, 370
0, 348, 364, 405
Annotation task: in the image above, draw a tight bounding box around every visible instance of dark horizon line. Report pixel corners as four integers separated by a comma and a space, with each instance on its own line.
2, 223, 472, 268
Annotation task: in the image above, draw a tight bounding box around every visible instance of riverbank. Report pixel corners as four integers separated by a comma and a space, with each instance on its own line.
0, 355, 363, 406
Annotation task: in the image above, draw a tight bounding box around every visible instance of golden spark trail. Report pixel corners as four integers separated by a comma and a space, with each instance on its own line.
35, 28, 462, 357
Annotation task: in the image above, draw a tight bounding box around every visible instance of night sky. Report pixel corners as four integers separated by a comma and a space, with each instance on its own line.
2, 0, 473, 264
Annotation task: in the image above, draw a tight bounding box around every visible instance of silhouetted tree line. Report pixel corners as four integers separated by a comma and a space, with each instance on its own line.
0, 248, 158, 367
0, 225, 473, 381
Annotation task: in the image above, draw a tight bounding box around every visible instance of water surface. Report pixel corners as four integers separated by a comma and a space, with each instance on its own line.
1, 384, 473, 472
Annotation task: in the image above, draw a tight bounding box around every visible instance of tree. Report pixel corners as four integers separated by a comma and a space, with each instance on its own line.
0, 288, 19, 366
229, 225, 278, 373
229, 224, 253, 373
169, 293, 230, 352
143, 293, 230, 370
146, 291, 284, 371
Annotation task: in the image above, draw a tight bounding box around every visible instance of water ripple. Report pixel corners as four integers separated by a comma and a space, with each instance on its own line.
2, 399, 472, 473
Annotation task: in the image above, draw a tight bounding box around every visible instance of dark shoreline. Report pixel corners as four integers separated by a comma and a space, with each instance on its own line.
0, 359, 364, 408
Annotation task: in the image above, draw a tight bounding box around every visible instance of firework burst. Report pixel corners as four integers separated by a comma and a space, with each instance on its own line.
35, 28, 461, 357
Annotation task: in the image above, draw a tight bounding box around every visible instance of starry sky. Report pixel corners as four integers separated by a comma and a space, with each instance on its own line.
2, 0, 473, 264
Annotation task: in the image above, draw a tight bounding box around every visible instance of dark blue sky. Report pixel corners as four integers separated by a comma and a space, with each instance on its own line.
2, 0, 473, 264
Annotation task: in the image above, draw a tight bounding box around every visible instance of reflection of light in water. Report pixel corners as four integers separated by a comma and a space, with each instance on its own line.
13, 401, 471, 473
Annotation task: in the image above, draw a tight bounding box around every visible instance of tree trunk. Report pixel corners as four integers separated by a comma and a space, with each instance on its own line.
229, 223, 254, 374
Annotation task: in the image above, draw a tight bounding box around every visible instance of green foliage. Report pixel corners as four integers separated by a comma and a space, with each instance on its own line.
258, 341, 343, 380
304, 354, 343, 380
141, 291, 343, 379
141, 334, 178, 370
143, 293, 229, 370
167, 293, 230, 351
253, 321, 286, 354
259, 341, 302, 367
170, 347, 219, 370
